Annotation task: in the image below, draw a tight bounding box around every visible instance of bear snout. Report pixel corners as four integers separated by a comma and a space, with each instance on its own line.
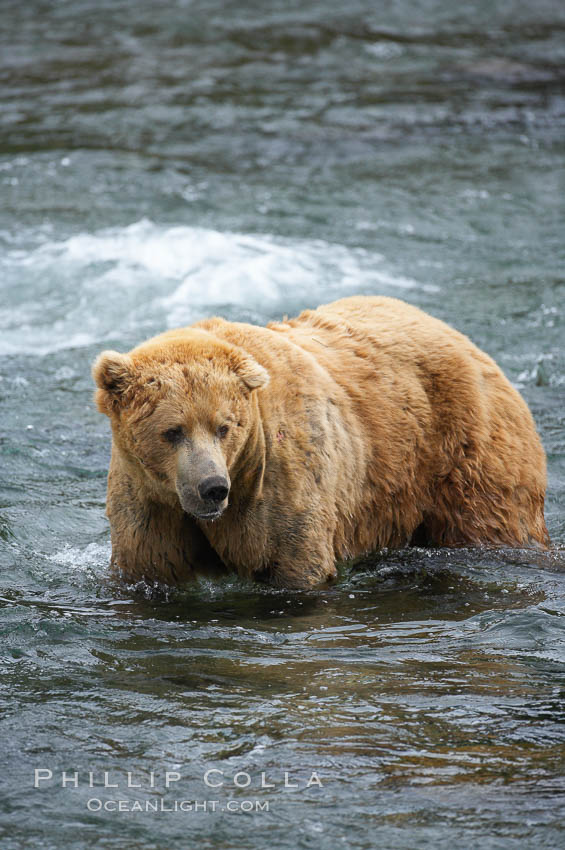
176, 474, 230, 521
198, 475, 230, 504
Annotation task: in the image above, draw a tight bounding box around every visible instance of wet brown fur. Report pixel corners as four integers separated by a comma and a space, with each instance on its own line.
93, 296, 549, 589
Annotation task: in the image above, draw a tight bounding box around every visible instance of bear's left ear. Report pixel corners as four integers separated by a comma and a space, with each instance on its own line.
234, 356, 270, 391
92, 350, 135, 414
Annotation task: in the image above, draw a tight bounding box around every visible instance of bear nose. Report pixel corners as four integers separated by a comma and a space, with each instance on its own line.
198, 475, 229, 503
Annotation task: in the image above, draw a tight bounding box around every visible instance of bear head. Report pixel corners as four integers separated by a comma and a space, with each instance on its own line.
92, 328, 269, 521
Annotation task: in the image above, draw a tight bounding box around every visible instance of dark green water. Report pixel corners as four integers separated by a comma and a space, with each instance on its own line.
1, 1, 565, 847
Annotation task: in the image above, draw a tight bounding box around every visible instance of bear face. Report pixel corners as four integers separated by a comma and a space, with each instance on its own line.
92, 330, 269, 522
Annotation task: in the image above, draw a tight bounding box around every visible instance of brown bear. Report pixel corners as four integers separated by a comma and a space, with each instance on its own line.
92, 296, 549, 589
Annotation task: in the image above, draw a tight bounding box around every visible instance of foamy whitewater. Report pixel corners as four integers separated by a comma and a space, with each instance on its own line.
0, 218, 437, 356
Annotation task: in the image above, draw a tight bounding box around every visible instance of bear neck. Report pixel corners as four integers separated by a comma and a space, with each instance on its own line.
230, 394, 267, 508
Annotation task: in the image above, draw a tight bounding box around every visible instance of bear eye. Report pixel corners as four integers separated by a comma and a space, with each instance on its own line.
162, 426, 183, 444
217, 424, 230, 439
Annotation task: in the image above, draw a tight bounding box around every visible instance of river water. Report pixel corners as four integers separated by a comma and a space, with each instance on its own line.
1, 1, 565, 847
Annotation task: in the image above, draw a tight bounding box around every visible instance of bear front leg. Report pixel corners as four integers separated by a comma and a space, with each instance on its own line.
106, 458, 226, 585
264, 531, 338, 590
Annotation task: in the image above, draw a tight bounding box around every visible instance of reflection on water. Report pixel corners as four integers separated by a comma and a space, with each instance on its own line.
1, 0, 564, 847
2, 548, 565, 846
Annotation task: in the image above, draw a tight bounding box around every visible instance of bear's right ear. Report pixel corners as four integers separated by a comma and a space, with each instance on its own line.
92, 350, 135, 414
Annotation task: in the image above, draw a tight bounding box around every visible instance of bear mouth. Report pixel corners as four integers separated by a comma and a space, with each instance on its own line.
194, 507, 225, 521
177, 489, 228, 522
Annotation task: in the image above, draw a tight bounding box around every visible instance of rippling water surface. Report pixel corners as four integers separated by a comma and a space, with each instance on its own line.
1, 1, 565, 847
